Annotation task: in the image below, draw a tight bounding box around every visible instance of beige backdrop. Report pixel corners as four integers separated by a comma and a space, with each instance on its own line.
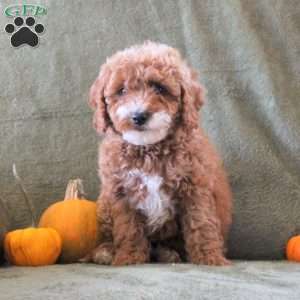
0, 0, 299, 259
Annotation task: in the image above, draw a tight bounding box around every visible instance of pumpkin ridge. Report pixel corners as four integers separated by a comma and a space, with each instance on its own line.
21, 229, 32, 266
9, 230, 22, 265
288, 238, 296, 260
50, 229, 62, 259
8, 231, 20, 265
293, 238, 300, 262
8, 231, 19, 264
286, 236, 300, 262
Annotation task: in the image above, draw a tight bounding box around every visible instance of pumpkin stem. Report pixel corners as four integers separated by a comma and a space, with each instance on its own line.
64, 179, 86, 200
12, 164, 37, 227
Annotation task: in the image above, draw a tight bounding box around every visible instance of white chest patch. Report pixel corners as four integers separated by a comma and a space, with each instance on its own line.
127, 170, 174, 232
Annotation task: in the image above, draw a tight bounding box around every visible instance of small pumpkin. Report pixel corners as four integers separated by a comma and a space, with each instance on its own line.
286, 235, 300, 262
0, 198, 10, 264
5, 227, 61, 266
4, 164, 62, 266
39, 179, 99, 263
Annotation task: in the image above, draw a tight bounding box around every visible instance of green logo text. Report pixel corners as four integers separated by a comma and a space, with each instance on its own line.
5, 4, 47, 17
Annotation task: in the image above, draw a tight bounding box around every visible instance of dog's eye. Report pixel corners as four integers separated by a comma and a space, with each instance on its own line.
116, 87, 126, 96
149, 81, 169, 95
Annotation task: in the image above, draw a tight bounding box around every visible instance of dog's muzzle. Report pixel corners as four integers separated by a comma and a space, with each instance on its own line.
132, 111, 150, 126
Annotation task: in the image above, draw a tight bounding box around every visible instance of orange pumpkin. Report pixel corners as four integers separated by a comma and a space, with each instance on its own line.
286, 235, 300, 262
39, 179, 99, 263
5, 227, 61, 266
4, 164, 62, 266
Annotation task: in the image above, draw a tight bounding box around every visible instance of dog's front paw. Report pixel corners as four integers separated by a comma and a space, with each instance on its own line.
79, 244, 114, 265
112, 252, 148, 266
190, 250, 231, 266
93, 247, 114, 265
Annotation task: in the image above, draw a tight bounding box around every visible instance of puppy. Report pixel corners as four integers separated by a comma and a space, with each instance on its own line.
86, 41, 232, 266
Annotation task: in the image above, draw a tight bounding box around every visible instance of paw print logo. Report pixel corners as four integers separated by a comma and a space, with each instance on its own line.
5, 17, 44, 47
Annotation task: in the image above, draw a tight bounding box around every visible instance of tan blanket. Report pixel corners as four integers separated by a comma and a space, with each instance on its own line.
0, 0, 299, 259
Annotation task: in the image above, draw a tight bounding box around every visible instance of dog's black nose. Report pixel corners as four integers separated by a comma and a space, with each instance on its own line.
132, 112, 150, 126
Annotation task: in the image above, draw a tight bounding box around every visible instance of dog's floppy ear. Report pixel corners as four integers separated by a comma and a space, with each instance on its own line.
180, 67, 205, 130
88, 66, 111, 134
